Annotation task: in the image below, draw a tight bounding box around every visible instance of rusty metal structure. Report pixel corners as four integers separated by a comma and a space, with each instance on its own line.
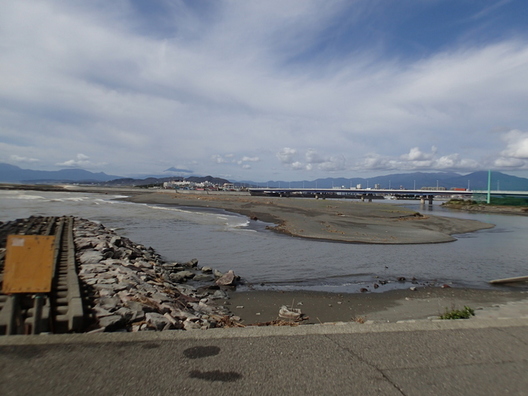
0, 216, 85, 335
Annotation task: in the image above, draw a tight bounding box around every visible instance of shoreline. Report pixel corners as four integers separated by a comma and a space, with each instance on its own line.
2, 185, 527, 325
225, 287, 528, 325
442, 201, 528, 215
111, 190, 527, 323
121, 190, 495, 245
0, 184, 494, 244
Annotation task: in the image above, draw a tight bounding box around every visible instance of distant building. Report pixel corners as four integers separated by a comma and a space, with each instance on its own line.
164, 181, 192, 189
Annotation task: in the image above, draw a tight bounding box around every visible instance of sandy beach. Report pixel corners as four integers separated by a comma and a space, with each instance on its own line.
123, 190, 494, 244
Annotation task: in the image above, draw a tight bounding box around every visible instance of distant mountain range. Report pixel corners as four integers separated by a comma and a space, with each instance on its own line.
0, 163, 230, 186
2, 162, 528, 191
104, 175, 230, 187
0, 163, 122, 183
241, 171, 528, 191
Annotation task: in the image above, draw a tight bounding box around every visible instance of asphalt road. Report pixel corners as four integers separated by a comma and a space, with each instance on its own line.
1, 318, 528, 395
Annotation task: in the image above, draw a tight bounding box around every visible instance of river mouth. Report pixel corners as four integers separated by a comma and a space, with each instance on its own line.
1, 189, 528, 293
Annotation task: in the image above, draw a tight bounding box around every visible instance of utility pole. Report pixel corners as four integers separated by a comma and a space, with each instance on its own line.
487, 170, 491, 204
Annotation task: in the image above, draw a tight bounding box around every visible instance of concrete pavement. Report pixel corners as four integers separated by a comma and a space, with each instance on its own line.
1, 317, 528, 395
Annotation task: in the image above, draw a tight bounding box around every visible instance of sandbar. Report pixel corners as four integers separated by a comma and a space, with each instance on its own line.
123, 190, 494, 244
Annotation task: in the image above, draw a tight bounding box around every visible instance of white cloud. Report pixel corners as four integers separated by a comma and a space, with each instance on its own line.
354, 147, 481, 172
213, 153, 260, 171
291, 161, 305, 170
0, 2, 528, 179
319, 156, 346, 172
500, 130, 528, 159
494, 157, 526, 168
278, 148, 347, 172
237, 156, 260, 165
401, 147, 437, 161
56, 153, 100, 168
240, 156, 260, 162
212, 155, 229, 164
276, 148, 297, 164
305, 149, 325, 164
10, 155, 39, 163
491, 129, 528, 169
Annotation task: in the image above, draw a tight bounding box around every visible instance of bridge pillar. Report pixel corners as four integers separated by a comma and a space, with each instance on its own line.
361, 195, 365, 202
428, 195, 433, 205
420, 196, 426, 204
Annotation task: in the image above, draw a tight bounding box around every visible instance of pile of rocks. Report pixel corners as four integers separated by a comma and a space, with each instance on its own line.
74, 217, 241, 332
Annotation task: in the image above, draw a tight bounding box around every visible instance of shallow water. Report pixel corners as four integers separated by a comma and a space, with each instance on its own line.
1, 190, 527, 293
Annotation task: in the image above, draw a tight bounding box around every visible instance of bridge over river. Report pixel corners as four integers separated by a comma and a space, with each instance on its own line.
247, 187, 528, 204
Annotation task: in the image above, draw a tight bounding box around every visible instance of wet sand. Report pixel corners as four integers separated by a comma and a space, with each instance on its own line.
123, 190, 494, 244
226, 287, 528, 325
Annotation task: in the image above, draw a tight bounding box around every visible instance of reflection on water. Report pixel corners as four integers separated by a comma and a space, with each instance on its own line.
1, 191, 527, 293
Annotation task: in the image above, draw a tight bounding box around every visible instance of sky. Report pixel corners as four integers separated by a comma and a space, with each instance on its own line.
1, 0, 528, 181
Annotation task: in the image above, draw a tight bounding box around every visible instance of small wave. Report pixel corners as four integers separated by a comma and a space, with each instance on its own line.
51, 197, 90, 202
225, 220, 250, 228
231, 228, 257, 233
262, 272, 373, 285
148, 204, 248, 229
149, 205, 197, 215
15, 194, 46, 200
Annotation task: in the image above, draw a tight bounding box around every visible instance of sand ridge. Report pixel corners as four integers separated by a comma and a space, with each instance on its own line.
124, 191, 494, 244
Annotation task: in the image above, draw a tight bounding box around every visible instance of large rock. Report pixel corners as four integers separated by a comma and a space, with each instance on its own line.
146, 312, 171, 331
169, 270, 195, 282
99, 315, 126, 331
114, 307, 137, 322
211, 289, 229, 300
98, 296, 120, 311
183, 319, 201, 330
215, 270, 239, 286
75, 237, 99, 250
79, 250, 104, 264
193, 274, 213, 282
125, 300, 156, 314
184, 258, 199, 268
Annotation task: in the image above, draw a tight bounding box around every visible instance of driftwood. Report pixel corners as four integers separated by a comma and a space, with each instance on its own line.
489, 275, 528, 284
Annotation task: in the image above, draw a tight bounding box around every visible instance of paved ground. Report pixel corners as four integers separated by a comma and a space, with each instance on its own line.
1, 317, 528, 396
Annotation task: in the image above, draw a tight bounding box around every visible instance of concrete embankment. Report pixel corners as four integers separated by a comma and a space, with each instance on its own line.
2, 317, 528, 395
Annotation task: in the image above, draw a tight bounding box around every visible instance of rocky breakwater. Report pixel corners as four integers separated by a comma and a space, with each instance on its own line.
74, 218, 241, 332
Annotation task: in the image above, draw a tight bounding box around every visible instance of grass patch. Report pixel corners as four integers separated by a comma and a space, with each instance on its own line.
439, 306, 475, 320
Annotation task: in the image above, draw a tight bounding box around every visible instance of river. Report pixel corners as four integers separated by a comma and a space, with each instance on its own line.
1, 189, 527, 293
